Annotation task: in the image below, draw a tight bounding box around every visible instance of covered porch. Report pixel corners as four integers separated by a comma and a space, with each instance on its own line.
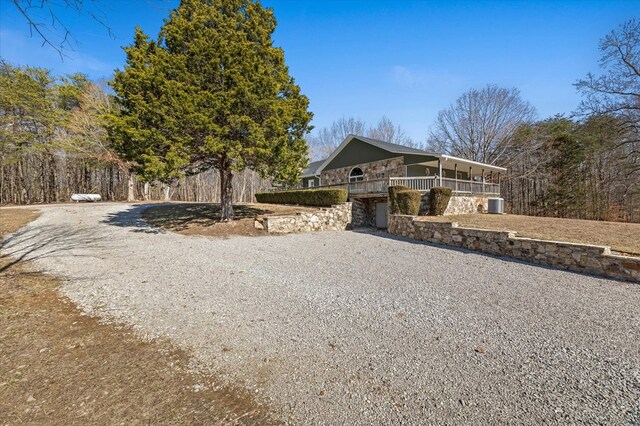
300, 175, 500, 197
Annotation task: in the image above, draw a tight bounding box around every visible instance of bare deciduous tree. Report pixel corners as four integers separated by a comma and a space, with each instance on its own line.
11, 0, 113, 58
575, 18, 640, 173
368, 115, 423, 149
427, 85, 536, 164
308, 115, 423, 160
307, 116, 366, 159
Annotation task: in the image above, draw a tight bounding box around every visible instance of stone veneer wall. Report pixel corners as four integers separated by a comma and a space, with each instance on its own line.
257, 202, 353, 234
351, 199, 368, 227
351, 197, 387, 228
419, 195, 489, 216
321, 156, 404, 186
388, 215, 640, 283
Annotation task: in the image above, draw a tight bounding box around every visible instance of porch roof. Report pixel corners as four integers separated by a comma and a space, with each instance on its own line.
413, 154, 507, 174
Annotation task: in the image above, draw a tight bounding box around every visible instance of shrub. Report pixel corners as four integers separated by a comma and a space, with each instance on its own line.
427, 186, 452, 215
255, 188, 348, 207
388, 185, 410, 214
396, 190, 421, 215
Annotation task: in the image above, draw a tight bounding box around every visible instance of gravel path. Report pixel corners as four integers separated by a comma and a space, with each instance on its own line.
3, 203, 640, 424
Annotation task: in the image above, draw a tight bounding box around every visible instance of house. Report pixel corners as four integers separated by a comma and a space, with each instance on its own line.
300, 134, 506, 228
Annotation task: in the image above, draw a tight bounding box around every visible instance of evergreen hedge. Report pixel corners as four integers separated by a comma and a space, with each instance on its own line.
427, 186, 452, 215
255, 188, 348, 207
396, 190, 421, 215
388, 185, 410, 214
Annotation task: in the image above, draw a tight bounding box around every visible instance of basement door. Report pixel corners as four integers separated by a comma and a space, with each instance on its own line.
375, 202, 388, 228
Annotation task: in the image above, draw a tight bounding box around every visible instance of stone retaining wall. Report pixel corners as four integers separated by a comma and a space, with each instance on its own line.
419, 195, 489, 216
388, 215, 640, 283
256, 202, 353, 234
351, 197, 387, 228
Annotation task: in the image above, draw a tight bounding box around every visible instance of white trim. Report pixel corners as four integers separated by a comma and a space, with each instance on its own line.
348, 166, 364, 182
439, 155, 507, 172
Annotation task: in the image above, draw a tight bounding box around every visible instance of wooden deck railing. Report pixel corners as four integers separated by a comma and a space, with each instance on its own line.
389, 177, 500, 195
348, 179, 389, 194
289, 176, 500, 196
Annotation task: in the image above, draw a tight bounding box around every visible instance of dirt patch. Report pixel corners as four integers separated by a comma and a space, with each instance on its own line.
141, 202, 316, 238
425, 213, 640, 255
0, 208, 279, 425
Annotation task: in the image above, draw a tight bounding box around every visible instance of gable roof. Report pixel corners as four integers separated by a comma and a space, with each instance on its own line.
309, 134, 506, 176
350, 135, 432, 155
314, 134, 435, 175
301, 159, 325, 178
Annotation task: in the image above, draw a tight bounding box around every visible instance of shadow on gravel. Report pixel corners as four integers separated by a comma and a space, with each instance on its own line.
0, 225, 109, 274
102, 203, 292, 239
363, 228, 621, 283
102, 203, 168, 234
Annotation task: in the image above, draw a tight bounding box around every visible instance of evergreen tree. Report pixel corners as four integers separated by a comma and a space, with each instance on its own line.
107, 0, 313, 220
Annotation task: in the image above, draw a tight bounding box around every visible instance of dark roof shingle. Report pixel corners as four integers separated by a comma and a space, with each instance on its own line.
302, 159, 325, 177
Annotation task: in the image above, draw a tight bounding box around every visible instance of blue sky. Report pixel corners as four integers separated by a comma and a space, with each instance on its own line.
0, 0, 637, 142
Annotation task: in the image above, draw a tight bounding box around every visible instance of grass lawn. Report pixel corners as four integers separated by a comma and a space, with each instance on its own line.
142, 202, 316, 237
426, 214, 640, 255
0, 208, 276, 424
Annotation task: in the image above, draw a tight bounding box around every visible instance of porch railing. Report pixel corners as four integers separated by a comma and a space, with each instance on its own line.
389, 177, 499, 195
348, 179, 389, 194
388, 176, 437, 191
292, 176, 500, 196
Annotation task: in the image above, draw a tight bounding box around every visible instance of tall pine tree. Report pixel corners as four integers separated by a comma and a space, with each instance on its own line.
107, 0, 312, 219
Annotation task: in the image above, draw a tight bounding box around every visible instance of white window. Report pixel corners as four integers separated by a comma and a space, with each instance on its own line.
307, 180, 315, 188
349, 167, 364, 182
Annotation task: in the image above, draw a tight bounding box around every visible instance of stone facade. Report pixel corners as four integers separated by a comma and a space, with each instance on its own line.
351, 199, 368, 227
321, 156, 404, 186
351, 197, 387, 228
419, 195, 489, 216
257, 202, 353, 234
388, 215, 640, 283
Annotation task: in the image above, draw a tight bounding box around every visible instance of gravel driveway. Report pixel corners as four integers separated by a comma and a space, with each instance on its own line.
3, 203, 639, 424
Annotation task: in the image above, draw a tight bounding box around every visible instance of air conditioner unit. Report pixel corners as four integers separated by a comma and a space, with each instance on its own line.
488, 198, 504, 214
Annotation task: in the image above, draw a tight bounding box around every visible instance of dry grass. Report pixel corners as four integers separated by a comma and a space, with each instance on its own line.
142, 202, 316, 238
0, 208, 278, 425
426, 213, 640, 255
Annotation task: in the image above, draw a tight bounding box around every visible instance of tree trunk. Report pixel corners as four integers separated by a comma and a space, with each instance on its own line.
144, 182, 150, 200
162, 184, 171, 201
127, 173, 135, 202
220, 167, 234, 221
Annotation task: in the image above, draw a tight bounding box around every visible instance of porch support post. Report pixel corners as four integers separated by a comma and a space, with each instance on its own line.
454, 163, 458, 193
482, 168, 485, 194
438, 159, 443, 187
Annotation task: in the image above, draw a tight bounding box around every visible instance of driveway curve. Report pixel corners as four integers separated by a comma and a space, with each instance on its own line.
3, 203, 639, 425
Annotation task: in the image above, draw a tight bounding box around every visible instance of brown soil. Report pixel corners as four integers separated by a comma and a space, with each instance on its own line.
425, 213, 640, 255
0, 208, 279, 425
142, 202, 316, 238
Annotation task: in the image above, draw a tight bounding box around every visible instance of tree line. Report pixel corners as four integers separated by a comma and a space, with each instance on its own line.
0, 61, 272, 205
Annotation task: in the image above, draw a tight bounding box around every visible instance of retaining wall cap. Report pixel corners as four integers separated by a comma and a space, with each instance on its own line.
454, 226, 512, 236
392, 214, 622, 258
510, 237, 611, 252
604, 253, 640, 261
